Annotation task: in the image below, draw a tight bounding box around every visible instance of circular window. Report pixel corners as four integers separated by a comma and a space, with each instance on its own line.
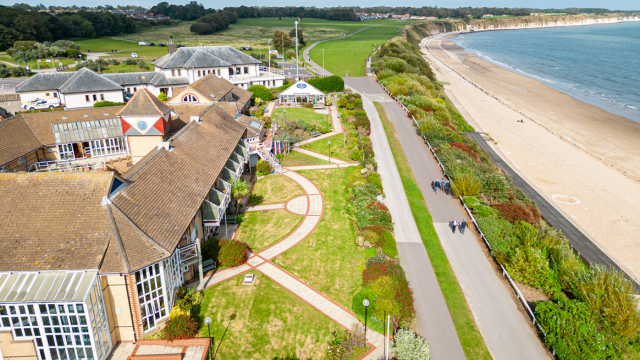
137, 121, 148, 130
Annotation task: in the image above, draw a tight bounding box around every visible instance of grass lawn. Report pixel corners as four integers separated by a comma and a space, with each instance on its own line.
274, 168, 367, 309
74, 38, 171, 60
235, 209, 303, 252
309, 21, 412, 77
248, 174, 305, 206
375, 102, 492, 359
0, 55, 79, 69
300, 131, 354, 162
280, 150, 332, 167
197, 270, 339, 359
273, 107, 332, 129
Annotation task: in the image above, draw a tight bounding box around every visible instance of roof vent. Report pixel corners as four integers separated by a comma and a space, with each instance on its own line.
83, 114, 88, 117
62, 116, 67, 119
157, 141, 174, 152
104, 112, 109, 116
190, 116, 201, 124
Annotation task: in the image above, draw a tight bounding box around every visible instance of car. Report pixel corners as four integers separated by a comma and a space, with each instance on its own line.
148, 43, 155, 46
22, 97, 60, 110
159, 44, 166, 47
240, 46, 246, 50
246, 47, 252, 51
131, 53, 139, 58
138, 41, 148, 46
176, 45, 185, 48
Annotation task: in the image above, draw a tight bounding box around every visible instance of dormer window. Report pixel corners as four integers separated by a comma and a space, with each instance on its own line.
183, 94, 198, 103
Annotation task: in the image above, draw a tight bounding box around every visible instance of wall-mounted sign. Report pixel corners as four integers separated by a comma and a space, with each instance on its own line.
296, 83, 307, 89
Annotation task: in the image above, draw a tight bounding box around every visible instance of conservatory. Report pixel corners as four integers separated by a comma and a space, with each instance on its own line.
278, 80, 326, 105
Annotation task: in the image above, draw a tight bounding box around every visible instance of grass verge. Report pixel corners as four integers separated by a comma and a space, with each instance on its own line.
273, 107, 332, 129
374, 102, 492, 360
280, 150, 332, 167
235, 209, 303, 252
300, 131, 353, 162
197, 270, 339, 359
248, 174, 305, 206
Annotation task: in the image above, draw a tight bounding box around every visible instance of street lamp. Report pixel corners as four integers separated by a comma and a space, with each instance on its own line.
204, 317, 212, 359
363, 299, 370, 346
328, 141, 331, 162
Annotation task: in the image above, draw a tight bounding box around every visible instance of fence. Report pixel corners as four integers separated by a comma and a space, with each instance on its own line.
374, 70, 556, 355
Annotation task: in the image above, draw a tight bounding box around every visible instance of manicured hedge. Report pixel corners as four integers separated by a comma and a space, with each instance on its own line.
203, 238, 248, 268
94, 101, 126, 108
247, 84, 274, 102
307, 75, 344, 93
163, 315, 198, 340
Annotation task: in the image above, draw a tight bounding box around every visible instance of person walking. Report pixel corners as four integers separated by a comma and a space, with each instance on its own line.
451, 218, 458, 234
440, 179, 446, 192
460, 219, 467, 234
434, 180, 440, 193
445, 181, 451, 195
431, 181, 436, 193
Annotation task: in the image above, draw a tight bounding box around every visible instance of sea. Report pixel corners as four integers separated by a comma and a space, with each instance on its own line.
451, 21, 640, 123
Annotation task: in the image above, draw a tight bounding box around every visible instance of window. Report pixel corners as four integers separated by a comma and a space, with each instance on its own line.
45, 93, 50, 96
0, 164, 8, 172
244, 67, 249, 74
135, 263, 167, 332
208, 70, 211, 74
127, 88, 131, 93
100, 94, 104, 101
133, 87, 137, 92
197, 70, 201, 77
57, 144, 75, 160
17, 156, 27, 165
177, 69, 181, 76
171, 69, 175, 76
53, 93, 57, 98
182, 94, 197, 103
236, 67, 241, 75
85, 95, 90, 102
92, 95, 97, 102
217, 69, 221, 76
89, 138, 125, 157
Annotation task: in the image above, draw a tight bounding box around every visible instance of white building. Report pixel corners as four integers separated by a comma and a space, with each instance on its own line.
278, 80, 326, 105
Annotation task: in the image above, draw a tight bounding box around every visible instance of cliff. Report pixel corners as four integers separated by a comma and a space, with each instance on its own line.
405, 14, 640, 45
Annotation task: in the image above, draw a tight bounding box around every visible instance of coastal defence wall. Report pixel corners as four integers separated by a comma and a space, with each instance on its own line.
405, 14, 640, 44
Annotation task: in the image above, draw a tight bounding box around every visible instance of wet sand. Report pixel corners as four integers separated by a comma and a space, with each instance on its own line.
422, 33, 640, 282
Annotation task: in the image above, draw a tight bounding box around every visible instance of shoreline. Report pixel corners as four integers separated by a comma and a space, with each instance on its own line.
420, 33, 640, 283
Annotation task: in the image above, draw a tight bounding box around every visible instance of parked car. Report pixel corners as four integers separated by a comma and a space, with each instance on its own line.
148, 43, 155, 46
138, 41, 148, 46
21, 97, 60, 110
176, 45, 185, 48
246, 47, 252, 51
240, 46, 246, 50
131, 53, 139, 58
159, 44, 166, 47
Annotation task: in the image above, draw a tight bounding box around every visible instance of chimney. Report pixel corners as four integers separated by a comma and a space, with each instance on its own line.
168, 43, 175, 55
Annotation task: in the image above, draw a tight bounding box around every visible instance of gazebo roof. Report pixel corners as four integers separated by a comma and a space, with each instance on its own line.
279, 81, 325, 96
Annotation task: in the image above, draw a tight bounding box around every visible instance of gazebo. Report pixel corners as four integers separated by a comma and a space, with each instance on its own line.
278, 80, 326, 105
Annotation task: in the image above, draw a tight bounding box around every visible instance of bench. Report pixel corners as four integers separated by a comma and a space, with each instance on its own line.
202, 259, 216, 272
313, 104, 324, 110
310, 131, 321, 138
223, 215, 237, 224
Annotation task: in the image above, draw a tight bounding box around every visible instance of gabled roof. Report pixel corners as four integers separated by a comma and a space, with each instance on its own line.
190, 74, 235, 102
58, 67, 123, 94
231, 86, 253, 109
21, 106, 123, 145
279, 80, 325, 96
0, 116, 43, 166
15, 73, 74, 93
113, 105, 247, 251
236, 115, 264, 138
217, 102, 237, 117
116, 89, 173, 117
152, 46, 260, 69
103, 71, 189, 87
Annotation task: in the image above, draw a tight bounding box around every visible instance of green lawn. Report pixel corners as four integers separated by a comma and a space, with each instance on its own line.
274, 168, 367, 309
273, 107, 332, 129
197, 270, 339, 359
248, 174, 305, 206
375, 103, 492, 360
74, 38, 171, 59
309, 21, 412, 77
280, 151, 332, 167
0, 55, 80, 69
300, 131, 354, 162
235, 209, 303, 252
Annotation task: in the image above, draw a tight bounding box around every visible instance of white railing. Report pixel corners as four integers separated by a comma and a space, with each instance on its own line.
29, 159, 106, 173
256, 145, 281, 173
259, 66, 284, 76
229, 159, 243, 180
178, 237, 198, 264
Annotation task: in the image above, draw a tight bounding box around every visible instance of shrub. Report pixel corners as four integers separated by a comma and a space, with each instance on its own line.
325, 325, 368, 360
366, 172, 383, 192
352, 287, 376, 318
307, 75, 344, 92
462, 196, 479, 208
380, 231, 399, 258
536, 300, 617, 360
482, 173, 510, 194
506, 247, 558, 294
452, 173, 481, 196
247, 85, 274, 101
190, 22, 213, 35
162, 315, 198, 341
391, 329, 431, 360
216, 239, 248, 268
362, 262, 390, 286
450, 142, 479, 163
350, 149, 363, 161
158, 93, 167, 101
137, 59, 146, 68
370, 276, 396, 319
94, 101, 126, 108
256, 159, 272, 174
492, 203, 540, 224
477, 217, 513, 257
367, 253, 387, 267
473, 204, 496, 218
124, 58, 137, 65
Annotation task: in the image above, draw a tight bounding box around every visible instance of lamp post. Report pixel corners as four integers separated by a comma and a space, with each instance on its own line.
295, 17, 300, 81
328, 141, 331, 162
363, 299, 369, 346
204, 317, 212, 359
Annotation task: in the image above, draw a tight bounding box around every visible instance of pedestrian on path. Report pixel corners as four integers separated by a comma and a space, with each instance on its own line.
440, 179, 446, 191
460, 219, 467, 234
451, 218, 458, 233
431, 181, 436, 193
434, 180, 440, 193
445, 181, 451, 195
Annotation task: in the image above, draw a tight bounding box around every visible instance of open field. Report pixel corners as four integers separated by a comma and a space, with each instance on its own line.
235, 209, 303, 252
247, 174, 305, 206
74, 38, 170, 60
197, 270, 339, 359
309, 21, 411, 77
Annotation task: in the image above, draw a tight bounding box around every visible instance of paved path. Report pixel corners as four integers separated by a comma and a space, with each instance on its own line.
330, 104, 343, 132
346, 79, 465, 360
295, 131, 337, 146
345, 76, 550, 359
292, 147, 349, 164
245, 203, 285, 212
282, 163, 358, 171
286, 195, 308, 215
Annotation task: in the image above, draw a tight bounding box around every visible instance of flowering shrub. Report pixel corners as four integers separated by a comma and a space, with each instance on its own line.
163, 315, 198, 341
391, 329, 431, 360
217, 239, 249, 268
492, 203, 540, 224
363, 262, 390, 286
450, 142, 479, 162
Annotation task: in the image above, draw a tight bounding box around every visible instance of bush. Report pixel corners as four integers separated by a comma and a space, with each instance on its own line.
158, 93, 167, 101
325, 325, 368, 360
392, 329, 431, 360
256, 159, 272, 174
352, 287, 376, 319
492, 203, 540, 224
124, 58, 137, 65
307, 75, 344, 92
473, 204, 496, 218
212, 239, 248, 268
476, 217, 513, 256
350, 149, 363, 161
248, 85, 274, 102
137, 59, 146, 68
380, 231, 399, 258
462, 196, 479, 208
452, 173, 481, 196
506, 247, 559, 295
536, 300, 617, 360
94, 101, 126, 108
162, 315, 198, 341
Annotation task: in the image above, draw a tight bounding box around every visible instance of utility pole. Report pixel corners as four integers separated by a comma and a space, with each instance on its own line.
323, 48, 325, 77
295, 17, 300, 81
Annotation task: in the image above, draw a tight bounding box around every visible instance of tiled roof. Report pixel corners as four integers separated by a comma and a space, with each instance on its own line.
231, 86, 252, 110
15, 73, 73, 93
152, 46, 260, 69
236, 115, 264, 138
58, 68, 123, 94
0, 172, 114, 272
113, 105, 247, 251
190, 74, 234, 102
217, 102, 237, 117
0, 116, 43, 166
103, 72, 189, 87
21, 106, 124, 145
116, 89, 172, 116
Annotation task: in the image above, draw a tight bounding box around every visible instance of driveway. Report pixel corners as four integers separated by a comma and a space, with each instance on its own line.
345, 76, 550, 360
277, 62, 314, 79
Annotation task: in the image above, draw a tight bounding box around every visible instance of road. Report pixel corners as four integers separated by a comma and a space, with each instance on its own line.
349, 79, 466, 359
277, 62, 314, 79
345, 77, 550, 360
0, 78, 27, 95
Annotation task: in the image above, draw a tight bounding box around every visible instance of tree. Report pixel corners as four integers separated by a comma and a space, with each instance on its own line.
231, 179, 250, 215
272, 31, 292, 49
190, 22, 213, 35
289, 28, 306, 46
391, 329, 431, 360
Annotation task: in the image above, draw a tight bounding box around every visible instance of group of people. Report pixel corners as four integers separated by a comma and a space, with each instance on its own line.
451, 218, 468, 234
431, 178, 451, 195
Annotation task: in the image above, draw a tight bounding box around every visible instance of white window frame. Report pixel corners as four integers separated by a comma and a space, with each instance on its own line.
182, 94, 198, 103
57, 144, 75, 160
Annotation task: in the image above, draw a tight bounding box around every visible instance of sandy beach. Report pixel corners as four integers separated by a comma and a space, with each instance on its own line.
421, 33, 640, 282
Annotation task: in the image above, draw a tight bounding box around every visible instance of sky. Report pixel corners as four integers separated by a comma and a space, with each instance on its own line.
4, 0, 639, 11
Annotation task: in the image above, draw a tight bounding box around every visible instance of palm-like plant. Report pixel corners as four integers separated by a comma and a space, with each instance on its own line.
231, 179, 250, 214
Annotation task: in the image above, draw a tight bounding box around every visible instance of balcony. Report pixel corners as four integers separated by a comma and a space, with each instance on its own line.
202, 185, 229, 228
29, 159, 106, 173
259, 66, 284, 76
226, 159, 242, 181
178, 236, 198, 265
